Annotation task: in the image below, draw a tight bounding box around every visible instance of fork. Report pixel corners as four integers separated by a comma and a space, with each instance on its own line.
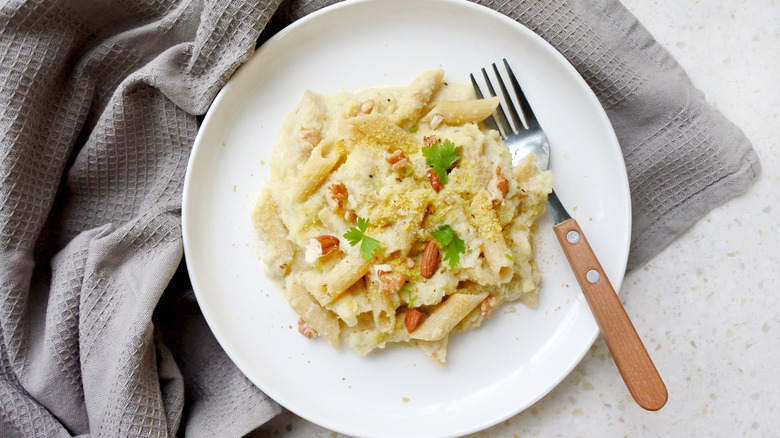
472, 59, 667, 411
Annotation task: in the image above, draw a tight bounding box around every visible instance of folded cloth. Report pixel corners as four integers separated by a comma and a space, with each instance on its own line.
0, 0, 760, 437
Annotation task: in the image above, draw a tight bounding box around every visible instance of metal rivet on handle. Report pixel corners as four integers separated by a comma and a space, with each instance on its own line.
566, 230, 580, 244
586, 269, 600, 284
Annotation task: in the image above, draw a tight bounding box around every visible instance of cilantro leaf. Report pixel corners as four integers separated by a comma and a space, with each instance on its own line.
422, 139, 460, 184
343, 219, 366, 246
431, 225, 466, 269
430, 226, 454, 246
343, 217, 381, 260
356, 216, 370, 232
443, 235, 466, 269
360, 235, 381, 260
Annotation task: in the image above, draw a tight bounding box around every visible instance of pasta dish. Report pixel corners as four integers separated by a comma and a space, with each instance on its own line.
251, 70, 553, 366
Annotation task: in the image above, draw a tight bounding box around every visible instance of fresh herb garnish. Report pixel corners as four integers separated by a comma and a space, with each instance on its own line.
403, 164, 417, 178
430, 225, 466, 269
422, 139, 460, 184
409, 125, 419, 133
344, 217, 381, 260
505, 253, 514, 261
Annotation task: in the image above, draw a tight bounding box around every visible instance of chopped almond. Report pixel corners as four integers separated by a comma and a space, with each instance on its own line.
384, 150, 410, 172
327, 182, 347, 210
355, 99, 375, 116
298, 318, 318, 339
305, 235, 340, 263
429, 113, 444, 129
423, 135, 441, 147
480, 296, 498, 319
426, 169, 443, 193
298, 128, 321, 149
488, 165, 510, 206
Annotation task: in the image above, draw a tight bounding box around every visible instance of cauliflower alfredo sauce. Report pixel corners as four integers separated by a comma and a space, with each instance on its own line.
251, 70, 553, 367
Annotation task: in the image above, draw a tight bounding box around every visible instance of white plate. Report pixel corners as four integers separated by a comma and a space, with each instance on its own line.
182, 0, 631, 437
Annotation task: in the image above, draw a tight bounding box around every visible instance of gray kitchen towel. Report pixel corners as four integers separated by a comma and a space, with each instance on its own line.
0, 0, 760, 437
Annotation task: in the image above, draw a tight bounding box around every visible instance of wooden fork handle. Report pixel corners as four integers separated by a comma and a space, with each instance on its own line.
554, 218, 668, 411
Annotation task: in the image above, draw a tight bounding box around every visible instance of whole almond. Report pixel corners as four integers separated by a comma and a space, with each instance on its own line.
421, 240, 440, 278
315, 235, 340, 256
405, 308, 424, 333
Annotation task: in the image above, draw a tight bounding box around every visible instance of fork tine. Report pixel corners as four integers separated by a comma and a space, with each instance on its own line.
469, 73, 499, 133
503, 59, 538, 130
480, 68, 512, 137
492, 63, 523, 133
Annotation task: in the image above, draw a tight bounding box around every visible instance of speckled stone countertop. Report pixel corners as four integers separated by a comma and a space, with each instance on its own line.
255, 1, 780, 436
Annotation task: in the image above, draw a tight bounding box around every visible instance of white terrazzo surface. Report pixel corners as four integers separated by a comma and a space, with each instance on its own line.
254, 1, 780, 436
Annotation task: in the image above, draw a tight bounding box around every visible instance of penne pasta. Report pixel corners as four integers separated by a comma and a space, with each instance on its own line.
250, 188, 296, 278
326, 279, 372, 327
482, 233, 514, 284
392, 69, 445, 128
253, 69, 552, 365
383, 314, 412, 344
343, 114, 419, 155
270, 90, 328, 181
366, 272, 397, 334
469, 190, 514, 283
421, 97, 500, 126
456, 259, 495, 286
315, 249, 370, 306
415, 337, 449, 368
290, 138, 345, 202
344, 315, 386, 355
286, 275, 341, 349
411, 292, 489, 342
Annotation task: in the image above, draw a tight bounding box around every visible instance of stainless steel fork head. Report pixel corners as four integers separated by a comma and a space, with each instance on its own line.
470, 59, 551, 171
